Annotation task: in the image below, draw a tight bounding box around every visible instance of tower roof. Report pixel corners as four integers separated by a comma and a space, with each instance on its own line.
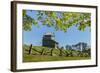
45, 32, 54, 36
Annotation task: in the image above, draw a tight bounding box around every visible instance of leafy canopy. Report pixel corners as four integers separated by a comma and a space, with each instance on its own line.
23, 10, 91, 32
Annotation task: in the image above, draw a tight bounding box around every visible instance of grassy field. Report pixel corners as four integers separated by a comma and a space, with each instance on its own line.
23, 54, 90, 62
23, 45, 91, 62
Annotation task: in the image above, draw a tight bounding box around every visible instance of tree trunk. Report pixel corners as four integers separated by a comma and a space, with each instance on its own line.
28, 44, 32, 55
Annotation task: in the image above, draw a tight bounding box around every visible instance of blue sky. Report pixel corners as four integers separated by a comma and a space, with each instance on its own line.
23, 10, 91, 48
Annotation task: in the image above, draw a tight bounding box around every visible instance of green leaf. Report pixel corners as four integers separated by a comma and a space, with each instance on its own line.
23, 10, 91, 32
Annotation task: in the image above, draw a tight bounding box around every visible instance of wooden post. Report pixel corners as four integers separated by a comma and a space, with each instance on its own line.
59, 47, 63, 56
28, 44, 32, 55
40, 48, 45, 55
50, 48, 53, 56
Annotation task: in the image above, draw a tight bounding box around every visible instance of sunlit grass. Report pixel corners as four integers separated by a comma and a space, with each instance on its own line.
23, 45, 91, 62
23, 54, 90, 62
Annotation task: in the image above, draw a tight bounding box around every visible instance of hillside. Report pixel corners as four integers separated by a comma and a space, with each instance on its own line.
23, 45, 91, 62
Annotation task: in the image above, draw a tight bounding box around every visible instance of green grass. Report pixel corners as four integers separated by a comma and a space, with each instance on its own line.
23, 54, 90, 62
23, 45, 91, 62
